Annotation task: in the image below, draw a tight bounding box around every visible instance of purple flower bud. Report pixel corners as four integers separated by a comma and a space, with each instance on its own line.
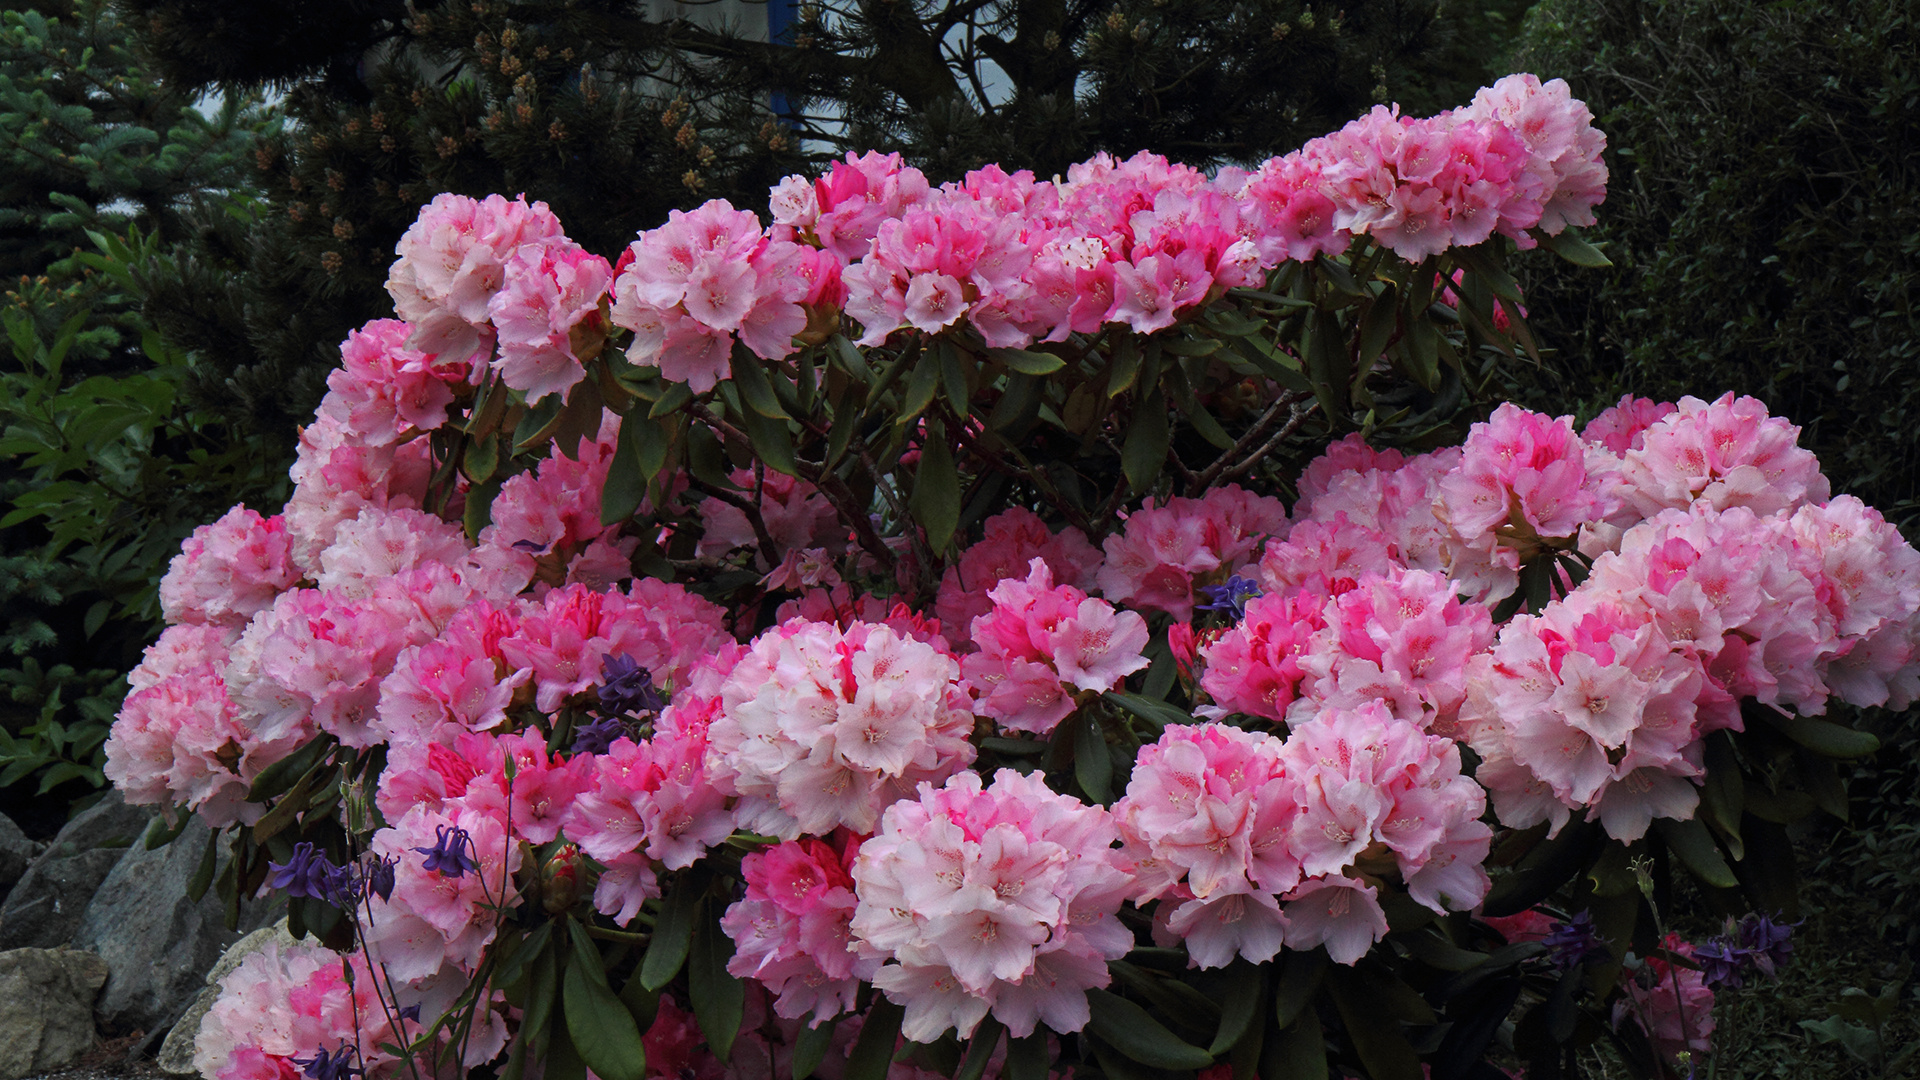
414, 825, 479, 878
365, 853, 398, 902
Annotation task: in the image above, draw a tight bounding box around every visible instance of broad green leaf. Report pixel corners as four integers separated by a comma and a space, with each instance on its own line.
897, 347, 941, 426
688, 906, 745, 1062
648, 380, 694, 419
1107, 338, 1143, 398
640, 874, 700, 991
956, 1016, 1005, 1080
1207, 960, 1264, 1056
1328, 968, 1421, 1080
993, 347, 1066, 375
1534, 228, 1613, 267
1085, 989, 1215, 1070
909, 419, 961, 553
1121, 388, 1169, 496
186, 825, 220, 903
730, 347, 789, 419
1104, 690, 1191, 730
1272, 949, 1327, 1029
464, 474, 506, 540
845, 999, 904, 1080
1700, 733, 1745, 860
739, 407, 798, 478
1073, 712, 1112, 804
1260, 1015, 1326, 1080
564, 921, 646, 1080
602, 414, 652, 526
1758, 712, 1880, 758
1005, 1031, 1049, 1080
1656, 817, 1739, 890
937, 339, 971, 419
791, 1016, 838, 1080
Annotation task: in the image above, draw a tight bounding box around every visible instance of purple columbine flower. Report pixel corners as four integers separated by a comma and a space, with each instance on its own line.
1737, 912, 1796, 978
397, 1003, 422, 1024
1198, 575, 1263, 620
1692, 937, 1749, 988
1543, 910, 1610, 969
293, 1045, 361, 1080
597, 653, 665, 717
571, 713, 629, 756
266, 842, 339, 901
414, 825, 479, 878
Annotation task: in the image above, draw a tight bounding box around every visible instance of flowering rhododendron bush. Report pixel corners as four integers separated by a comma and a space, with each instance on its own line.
106, 75, 1917, 1080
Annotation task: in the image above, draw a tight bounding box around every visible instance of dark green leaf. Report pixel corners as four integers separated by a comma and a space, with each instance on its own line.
1085, 989, 1215, 1070
688, 905, 745, 1062
1121, 388, 1169, 496
1701, 732, 1745, 859
898, 347, 941, 426
938, 340, 972, 419
641, 874, 700, 991
1107, 338, 1143, 398
1356, 285, 1399, 369
463, 431, 501, 485
465, 473, 506, 540
186, 825, 220, 902
1074, 712, 1113, 804
1207, 960, 1264, 1056
910, 418, 961, 553
1006, 1031, 1049, 1080
1655, 817, 1739, 890
1328, 967, 1421, 1080
791, 1016, 838, 1080
563, 921, 646, 1080
602, 413, 652, 526
730, 347, 789, 419
1103, 690, 1190, 730
1482, 817, 1602, 916
1261, 1015, 1326, 1080
993, 347, 1066, 375
1267, 949, 1328, 1022
648, 380, 694, 419
739, 406, 798, 478
1533, 228, 1613, 268
956, 1016, 1005, 1080
1758, 712, 1880, 758
845, 999, 904, 1080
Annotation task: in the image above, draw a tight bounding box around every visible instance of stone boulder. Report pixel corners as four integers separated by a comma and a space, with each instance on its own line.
0, 792, 154, 950
0, 947, 109, 1080
72, 816, 245, 1036
0, 812, 35, 899
155, 921, 295, 1079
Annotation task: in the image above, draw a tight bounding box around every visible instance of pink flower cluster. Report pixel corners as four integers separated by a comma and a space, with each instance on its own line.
849, 769, 1133, 1042
610, 199, 845, 392
961, 560, 1150, 734
158, 506, 301, 628
935, 507, 1104, 642
721, 834, 881, 1025
708, 620, 978, 838
1300, 74, 1607, 260
1115, 707, 1490, 967
1097, 484, 1289, 621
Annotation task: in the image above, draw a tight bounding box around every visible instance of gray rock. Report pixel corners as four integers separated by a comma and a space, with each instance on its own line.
0, 813, 36, 900
72, 817, 241, 1036
0, 947, 109, 1080
155, 921, 294, 1079
0, 792, 154, 951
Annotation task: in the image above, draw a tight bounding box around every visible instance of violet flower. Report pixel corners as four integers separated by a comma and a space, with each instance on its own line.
414, 825, 479, 877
